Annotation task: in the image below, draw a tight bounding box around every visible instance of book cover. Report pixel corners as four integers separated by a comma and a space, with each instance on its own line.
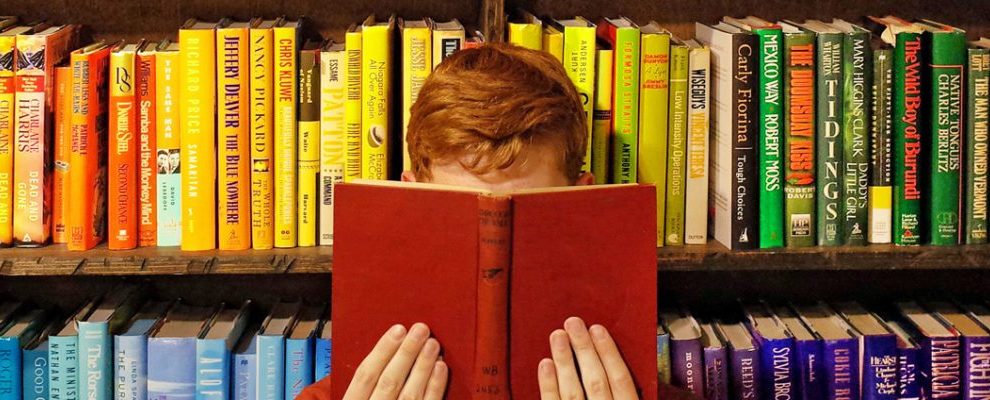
48, 299, 99, 400
13, 25, 75, 246
661, 310, 704, 397
53, 65, 69, 244
196, 301, 251, 400
23, 322, 54, 400
232, 327, 258, 400
775, 305, 826, 400
297, 40, 321, 248
217, 22, 252, 250
314, 321, 331, 381
657, 325, 671, 385
796, 303, 861, 400
684, 40, 710, 245
744, 303, 797, 400
664, 38, 689, 246
155, 41, 180, 247
332, 181, 658, 400
147, 304, 213, 400
701, 322, 729, 400
360, 16, 394, 181
554, 17, 596, 173
543, 25, 563, 62
108, 42, 140, 250
273, 19, 299, 248
136, 42, 157, 247
898, 301, 962, 400
344, 25, 363, 182
834, 302, 898, 400
834, 20, 872, 246
0, 309, 47, 400
870, 47, 894, 244
113, 300, 170, 400
597, 18, 641, 184
696, 22, 759, 250
78, 286, 143, 400
715, 320, 761, 400
179, 19, 221, 251
591, 46, 612, 185
401, 19, 431, 172
320, 42, 346, 246
880, 318, 923, 400
257, 301, 301, 400
929, 302, 988, 400
508, 12, 542, 50
967, 41, 990, 244
779, 21, 817, 247
249, 19, 277, 250
0, 27, 31, 247
638, 22, 670, 247
285, 305, 323, 399
430, 20, 464, 71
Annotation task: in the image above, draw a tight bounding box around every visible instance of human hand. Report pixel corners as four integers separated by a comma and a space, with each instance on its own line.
538, 317, 639, 400
343, 323, 448, 400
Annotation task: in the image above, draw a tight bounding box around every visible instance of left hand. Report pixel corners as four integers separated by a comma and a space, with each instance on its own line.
537, 317, 639, 400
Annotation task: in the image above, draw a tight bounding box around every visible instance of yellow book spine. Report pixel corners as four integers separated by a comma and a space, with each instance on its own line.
0, 36, 16, 246
361, 23, 392, 180
638, 31, 671, 247
179, 27, 218, 251
273, 25, 298, 247
344, 30, 362, 182
562, 25, 596, 174
402, 26, 431, 172
508, 22, 542, 50
297, 48, 320, 247
155, 49, 181, 246
543, 28, 563, 63
592, 48, 613, 185
217, 27, 251, 250
319, 49, 346, 245
249, 26, 274, 249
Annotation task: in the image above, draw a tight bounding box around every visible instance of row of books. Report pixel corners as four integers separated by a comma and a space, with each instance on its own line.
659, 300, 990, 400
0, 286, 330, 400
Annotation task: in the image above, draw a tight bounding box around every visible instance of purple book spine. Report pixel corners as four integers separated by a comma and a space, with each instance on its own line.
926, 336, 961, 400
730, 347, 760, 400
961, 336, 990, 400
796, 338, 827, 400
824, 338, 860, 400
863, 335, 899, 400
672, 337, 705, 398
899, 345, 923, 400
706, 346, 730, 400
757, 337, 796, 400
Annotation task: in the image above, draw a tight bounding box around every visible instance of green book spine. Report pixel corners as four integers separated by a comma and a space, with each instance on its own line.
757, 27, 785, 248
610, 26, 641, 184
592, 48, 613, 185
816, 32, 844, 246
841, 30, 871, 245
966, 47, 990, 244
664, 43, 689, 246
869, 48, 894, 244
925, 29, 965, 246
892, 32, 924, 245
784, 32, 816, 247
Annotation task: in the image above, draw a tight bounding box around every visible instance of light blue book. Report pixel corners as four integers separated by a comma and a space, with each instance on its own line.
196, 301, 252, 400
232, 326, 259, 400
148, 304, 213, 400
314, 321, 331, 381
257, 301, 301, 400
22, 319, 59, 400
0, 308, 47, 400
78, 286, 144, 400
285, 304, 324, 399
49, 299, 100, 400
114, 301, 171, 400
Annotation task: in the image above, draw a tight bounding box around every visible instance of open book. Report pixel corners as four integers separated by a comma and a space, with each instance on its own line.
332, 180, 658, 399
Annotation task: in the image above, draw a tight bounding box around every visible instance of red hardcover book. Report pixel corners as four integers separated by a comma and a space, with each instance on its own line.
332, 181, 658, 400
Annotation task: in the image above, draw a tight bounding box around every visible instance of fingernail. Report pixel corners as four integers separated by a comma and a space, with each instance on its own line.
435, 361, 447, 374
389, 324, 406, 339
539, 358, 554, 373
565, 317, 586, 331
424, 339, 440, 355
589, 325, 608, 341
409, 323, 429, 340
551, 330, 569, 351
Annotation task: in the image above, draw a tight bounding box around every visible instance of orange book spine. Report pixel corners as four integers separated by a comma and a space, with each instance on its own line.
53, 65, 71, 243
137, 50, 157, 246
0, 37, 13, 247
108, 48, 138, 249
217, 25, 251, 249
474, 195, 511, 398
68, 47, 111, 251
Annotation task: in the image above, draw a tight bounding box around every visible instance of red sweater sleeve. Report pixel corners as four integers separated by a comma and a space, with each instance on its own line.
297, 375, 332, 400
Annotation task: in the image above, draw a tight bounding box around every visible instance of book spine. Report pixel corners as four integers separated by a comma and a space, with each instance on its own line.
927, 30, 966, 246
273, 26, 298, 248
23, 346, 48, 400
137, 52, 157, 247
665, 44, 689, 246
155, 49, 181, 247
757, 28, 785, 248
217, 27, 251, 250
897, 345, 922, 400
657, 332, 671, 384
320, 50, 346, 246
431, 28, 464, 70
402, 26, 431, 171
53, 65, 70, 244
0, 35, 15, 246
180, 27, 218, 251
842, 31, 871, 246
249, 26, 274, 249
508, 22, 542, 50
0, 338, 22, 400
314, 337, 331, 381
109, 50, 139, 249
610, 26, 640, 184
591, 48, 613, 185
474, 195, 511, 397
113, 334, 147, 400
966, 48, 990, 244
195, 339, 231, 400
297, 48, 320, 247
638, 31, 669, 246
732, 33, 759, 249
795, 339, 826, 400
561, 26, 595, 174
870, 48, 894, 244
361, 24, 392, 180
784, 33, 817, 247
684, 46, 710, 245
48, 336, 78, 400
671, 338, 704, 398
77, 322, 110, 400
758, 338, 796, 400
704, 346, 729, 400
232, 352, 256, 400
256, 335, 285, 400
344, 30, 362, 182
544, 28, 563, 62
862, 335, 899, 400
730, 347, 760, 400
824, 339, 859, 400
926, 337, 961, 400
816, 33, 845, 246
147, 338, 197, 400
284, 338, 314, 400
892, 32, 924, 245
962, 336, 990, 400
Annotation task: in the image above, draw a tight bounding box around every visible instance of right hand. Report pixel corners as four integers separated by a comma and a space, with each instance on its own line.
343, 323, 448, 400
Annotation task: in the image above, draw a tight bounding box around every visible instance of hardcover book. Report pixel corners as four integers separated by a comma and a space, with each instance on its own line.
0, 307, 46, 400
966, 40, 990, 244
249, 19, 278, 249
597, 17, 641, 184
744, 303, 797, 400
22, 320, 55, 400
343, 24, 363, 182
154, 41, 180, 247
880, 318, 923, 400
796, 303, 860, 400
543, 25, 563, 62
898, 301, 962, 400
400, 19, 432, 171
315, 321, 332, 381
232, 321, 260, 400
661, 309, 704, 398
870, 46, 894, 244
701, 322, 729, 400
657, 325, 671, 385
930, 302, 990, 400
591, 45, 612, 184
834, 302, 898, 400
53, 65, 69, 244
553, 17, 596, 173
48, 298, 98, 400
360, 15, 394, 181
715, 320, 761, 400
779, 21, 817, 247
285, 304, 323, 399
332, 181, 658, 400
108, 42, 141, 250
136, 41, 157, 247
638, 21, 670, 247
196, 301, 251, 400
664, 37, 689, 246
297, 40, 321, 247
319, 41, 346, 246
774, 305, 826, 400
257, 301, 301, 400
0, 26, 33, 247
507, 11, 542, 50
430, 19, 464, 70
684, 40, 710, 245
78, 286, 143, 400
217, 21, 252, 250
273, 19, 299, 248
147, 304, 214, 400
113, 300, 170, 400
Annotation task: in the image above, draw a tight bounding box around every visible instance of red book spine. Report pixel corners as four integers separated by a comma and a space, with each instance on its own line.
474, 195, 511, 399
137, 52, 156, 246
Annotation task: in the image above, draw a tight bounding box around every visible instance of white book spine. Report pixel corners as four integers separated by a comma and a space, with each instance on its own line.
695, 23, 733, 248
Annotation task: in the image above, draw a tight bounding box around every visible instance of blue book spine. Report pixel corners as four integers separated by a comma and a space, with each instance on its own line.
796, 338, 827, 400
148, 338, 197, 400
77, 321, 111, 400
729, 347, 760, 400
898, 345, 922, 400
114, 335, 148, 400
0, 337, 23, 400
196, 339, 231, 400
863, 335, 899, 400
22, 345, 48, 400
256, 336, 285, 400
962, 336, 990, 400
314, 338, 331, 382
758, 337, 796, 400
48, 335, 79, 400
824, 338, 860, 400
233, 352, 256, 400
285, 338, 314, 400
705, 345, 729, 400
925, 337, 961, 400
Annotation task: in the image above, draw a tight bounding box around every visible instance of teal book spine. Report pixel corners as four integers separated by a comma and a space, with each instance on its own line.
0, 337, 23, 400
314, 337, 331, 381
284, 337, 314, 399
48, 335, 78, 400
256, 335, 285, 400
77, 322, 110, 400
196, 338, 232, 400
23, 343, 48, 400
966, 47, 990, 244
783, 32, 817, 247
925, 28, 966, 245
892, 31, 925, 245
841, 29, 871, 245
816, 32, 845, 246
757, 27, 785, 248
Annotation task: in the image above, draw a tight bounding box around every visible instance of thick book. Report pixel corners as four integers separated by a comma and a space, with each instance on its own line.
715, 320, 761, 400
880, 318, 923, 400
834, 20, 873, 246
591, 45, 613, 184
196, 301, 251, 400
744, 303, 797, 400
684, 40, 711, 245
232, 321, 260, 400
597, 17, 641, 184
834, 302, 899, 400
664, 37, 689, 246
257, 301, 301, 400
0, 26, 33, 247
508, 11, 542, 50
661, 309, 704, 397
147, 304, 214, 400
430, 19, 464, 70
155, 41, 180, 246
400, 19, 431, 171
249, 19, 278, 250
344, 24, 363, 182
0, 308, 46, 400
360, 15, 394, 180
657, 325, 671, 385
701, 322, 730, 400
108, 42, 141, 250
775, 305, 826, 400
638, 22, 670, 246
314, 321, 331, 381
319, 41, 346, 246
297, 40, 321, 247
796, 303, 860, 400
779, 21, 817, 247
965, 40, 990, 244
898, 301, 962, 400
48, 298, 99, 400
696, 22, 759, 250
333, 181, 658, 400
285, 304, 323, 399
113, 300, 170, 400
217, 21, 252, 250
273, 19, 299, 248
553, 17, 596, 173
53, 65, 69, 244
870, 46, 894, 244
136, 41, 157, 247
78, 286, 143, 400
930, 302, 989, 400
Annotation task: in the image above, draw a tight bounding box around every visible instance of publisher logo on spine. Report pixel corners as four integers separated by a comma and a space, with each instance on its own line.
367, 125, 385, 148
791, 214, 811, 237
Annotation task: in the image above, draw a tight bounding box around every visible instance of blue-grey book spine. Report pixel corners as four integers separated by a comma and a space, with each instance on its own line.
0, 337, 23, 400
196, 338, 231, 400
77, 321, 111, 400
148, 337, 197, 400
823, 338, 860, 400
114, 334, 148, 400
671, 336, 704, 397
705, 345, 729, 400
922, 336, 961, 400
256, 335, 286, 400
658, 332, 671, 385
22, 343, 48, 400
729, 345, 760, 400
795, 338, 826, 400
48, 335, 78, 400
961, 336, 990, 400
757, 337, 797, 400
314, 337, 331, 382
285, 338, 315, 399
233, 350, 256, 400
862, 335, 899, 400
897, 344, 922, 400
